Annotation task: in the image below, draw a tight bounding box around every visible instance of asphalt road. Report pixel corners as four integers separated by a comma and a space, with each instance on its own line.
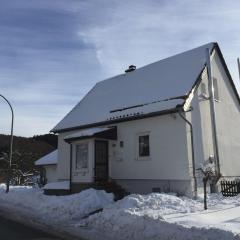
0, 216, 62, 240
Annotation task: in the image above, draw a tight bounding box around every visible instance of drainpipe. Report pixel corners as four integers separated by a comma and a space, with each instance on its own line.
206, 48, 221, 183
178, 109, 197, 198
237, 58, 240, 82
69, 144, 72, 193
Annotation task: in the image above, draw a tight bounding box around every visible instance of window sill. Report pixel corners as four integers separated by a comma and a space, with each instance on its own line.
74, 169, 89, 173
135, 157, 151, 161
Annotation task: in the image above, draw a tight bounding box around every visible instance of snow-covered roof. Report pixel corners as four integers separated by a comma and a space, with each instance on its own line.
64, 127, 111, 141
35, 150, 58, 166
43, 181, 70, 190
52, 42, 215, 132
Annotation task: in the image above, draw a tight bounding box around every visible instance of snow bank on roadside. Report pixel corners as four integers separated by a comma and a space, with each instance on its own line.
43, 181, 70, 190
80, 193, 240, 240
82, 211, 237, 240
1, 185, 240, 240
0, 185, 114, 222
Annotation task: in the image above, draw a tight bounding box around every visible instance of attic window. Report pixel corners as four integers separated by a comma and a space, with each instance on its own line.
201, 83, 207, 96
213, 78, 219, 101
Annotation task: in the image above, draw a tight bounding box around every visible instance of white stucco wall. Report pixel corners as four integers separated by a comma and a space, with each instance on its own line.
109, 114, 190, 180
211, 51, 240, 177
57, 130, 75, 181
57, 132, 95, 183
189, 69, 215, 175
188, 72, 215, 194
56, 113, 191, 185
44, 165, 57, 183
189, 49, 240, 184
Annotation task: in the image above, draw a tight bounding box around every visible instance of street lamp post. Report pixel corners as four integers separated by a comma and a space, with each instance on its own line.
0, 94, 14, 193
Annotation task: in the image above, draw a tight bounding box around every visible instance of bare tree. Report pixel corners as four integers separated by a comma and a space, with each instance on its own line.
0, 151, 36, 186
197, 157, 218, 210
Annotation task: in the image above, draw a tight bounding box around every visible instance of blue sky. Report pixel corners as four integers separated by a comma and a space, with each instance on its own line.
0, 0, 240, 137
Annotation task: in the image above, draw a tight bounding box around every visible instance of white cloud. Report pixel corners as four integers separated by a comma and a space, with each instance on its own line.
79, 0, 240, 82
1, 0, 240, 136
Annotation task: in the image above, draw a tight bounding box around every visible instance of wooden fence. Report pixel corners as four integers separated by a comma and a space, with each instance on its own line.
220, 181, 240, 197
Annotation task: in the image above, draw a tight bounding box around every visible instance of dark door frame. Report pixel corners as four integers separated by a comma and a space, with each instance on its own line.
94, 140, 109, 182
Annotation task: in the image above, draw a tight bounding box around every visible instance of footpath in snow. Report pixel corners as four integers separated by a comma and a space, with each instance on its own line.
0, 184, 240, 240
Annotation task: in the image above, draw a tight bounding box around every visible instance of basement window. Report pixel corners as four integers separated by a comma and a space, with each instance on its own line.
139, 135, 150, 157
76, 143, 88, 169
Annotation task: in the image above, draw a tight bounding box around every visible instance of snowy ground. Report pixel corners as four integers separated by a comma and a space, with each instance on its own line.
0, 185, 239, 240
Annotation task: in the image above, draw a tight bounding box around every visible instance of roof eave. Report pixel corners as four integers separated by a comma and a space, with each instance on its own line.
35, 163, 57, 166
213, 43, 240, 105
51, 107, 182, 134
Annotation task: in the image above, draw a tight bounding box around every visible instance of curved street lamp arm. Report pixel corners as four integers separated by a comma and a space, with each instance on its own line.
0, 94, 14, 193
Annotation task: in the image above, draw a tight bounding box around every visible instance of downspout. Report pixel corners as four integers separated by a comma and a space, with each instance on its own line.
237, 58, 240, 82
178, 109, 197, 198
69, 144, 73, 193
206, 48, 221, 182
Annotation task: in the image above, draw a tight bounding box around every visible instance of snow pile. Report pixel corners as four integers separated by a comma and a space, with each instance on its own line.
111, 193, 203, 216
0, 185, 114, 222
43, 181, 70, 190
203, 193, 240, 209
1, 186, 240, 240
80, 193, 240, 240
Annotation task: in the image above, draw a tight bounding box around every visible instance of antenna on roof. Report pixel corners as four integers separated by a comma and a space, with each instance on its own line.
238, 58, 240, 82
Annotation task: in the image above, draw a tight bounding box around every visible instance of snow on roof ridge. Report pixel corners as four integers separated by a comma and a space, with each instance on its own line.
97, 42, 216, 85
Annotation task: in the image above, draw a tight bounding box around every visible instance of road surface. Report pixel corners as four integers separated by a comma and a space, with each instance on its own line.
0, 215, 62, 240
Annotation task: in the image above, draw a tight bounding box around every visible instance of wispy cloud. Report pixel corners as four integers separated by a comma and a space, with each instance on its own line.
79, 0, 240, 77
0, 0, 240, 136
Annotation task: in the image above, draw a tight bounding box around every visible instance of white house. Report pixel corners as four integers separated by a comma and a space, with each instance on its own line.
35, 150, 58, 184
47, 42, 240, 197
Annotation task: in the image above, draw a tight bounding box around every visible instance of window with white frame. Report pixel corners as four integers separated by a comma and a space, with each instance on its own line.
138, 134, 150, 157
200, 83, 207, 97
75, 143, 88, 169
213, 77, 219, 101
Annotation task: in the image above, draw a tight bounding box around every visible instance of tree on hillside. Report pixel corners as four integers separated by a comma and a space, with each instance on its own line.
0, 134, 56, 185
32, 134, 58, 148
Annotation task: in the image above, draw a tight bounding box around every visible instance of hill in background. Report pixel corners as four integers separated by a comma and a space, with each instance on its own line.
0, 134, 58, 174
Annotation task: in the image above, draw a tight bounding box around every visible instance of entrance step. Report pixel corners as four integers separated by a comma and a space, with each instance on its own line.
96, 180, 128, 200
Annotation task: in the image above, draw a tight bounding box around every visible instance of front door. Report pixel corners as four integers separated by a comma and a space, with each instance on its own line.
95, 140, 108, 182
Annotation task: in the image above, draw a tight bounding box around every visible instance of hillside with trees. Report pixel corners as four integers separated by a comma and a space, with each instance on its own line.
0, 134, 57, 183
